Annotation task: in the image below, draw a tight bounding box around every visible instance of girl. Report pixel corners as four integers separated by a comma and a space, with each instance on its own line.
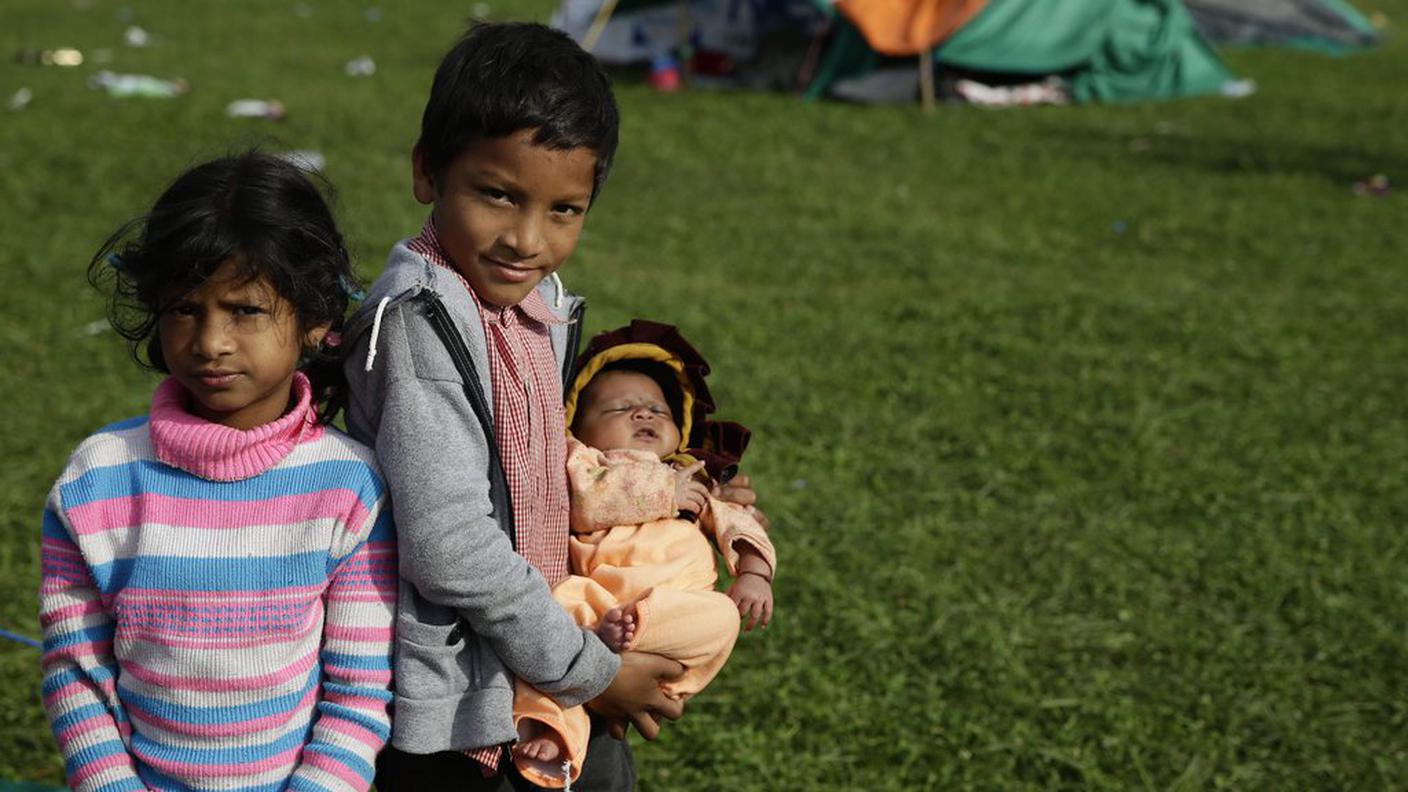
39, 152, 396, 792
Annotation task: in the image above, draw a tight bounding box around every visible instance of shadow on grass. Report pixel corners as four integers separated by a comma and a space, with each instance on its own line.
1035, 121, 1404, 186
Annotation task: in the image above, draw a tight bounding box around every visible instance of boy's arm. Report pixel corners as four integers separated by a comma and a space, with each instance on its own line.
346, 307, 617, 705
290, 496, 397, 792
566, 439, 678, 533
39, 494, 146, 792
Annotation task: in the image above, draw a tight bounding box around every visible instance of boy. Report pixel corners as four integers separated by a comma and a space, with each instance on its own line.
342, 22, 765, 791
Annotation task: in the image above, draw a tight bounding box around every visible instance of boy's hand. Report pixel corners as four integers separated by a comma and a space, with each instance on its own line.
712, 474, 771, 531
728, 572, 774, 631
673, 461, 709, 517
587, 651, 686, 740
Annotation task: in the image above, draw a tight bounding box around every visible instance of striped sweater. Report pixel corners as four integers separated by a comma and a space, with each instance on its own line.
40, 374, 397, 792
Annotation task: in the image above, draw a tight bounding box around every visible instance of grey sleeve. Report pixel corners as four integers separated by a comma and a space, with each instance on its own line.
346, 306, 618, 704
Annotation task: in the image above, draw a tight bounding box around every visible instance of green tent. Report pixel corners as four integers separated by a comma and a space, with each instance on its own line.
808, 0, 1240, 103
1183, 0, 1380, 53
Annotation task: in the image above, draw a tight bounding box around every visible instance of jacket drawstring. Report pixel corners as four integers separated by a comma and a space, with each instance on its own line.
364, 296, 391, 372
549, 272, 564, 309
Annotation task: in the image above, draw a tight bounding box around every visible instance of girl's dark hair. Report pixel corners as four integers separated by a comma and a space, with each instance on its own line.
417, 21, 620, 202
88, 150, 360, 424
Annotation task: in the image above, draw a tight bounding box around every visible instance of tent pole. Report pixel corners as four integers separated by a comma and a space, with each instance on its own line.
582, 0, 621, 52
919, 47, 936, 112
677, 0, 694, 84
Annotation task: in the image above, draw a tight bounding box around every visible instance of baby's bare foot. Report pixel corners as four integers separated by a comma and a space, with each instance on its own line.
596, 605, 637, 652
514, 720, 563, 763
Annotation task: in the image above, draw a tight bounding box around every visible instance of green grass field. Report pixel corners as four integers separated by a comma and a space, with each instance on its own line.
3, 0, 1406, 788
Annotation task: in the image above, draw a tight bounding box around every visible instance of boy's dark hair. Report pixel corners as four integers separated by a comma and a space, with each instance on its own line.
417, 21, 620, 202
88, 150, 360, 423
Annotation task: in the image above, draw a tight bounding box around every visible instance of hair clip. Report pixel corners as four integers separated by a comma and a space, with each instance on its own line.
322, 331, 343, 349
106, 252, 127, 272
339, 275, 366, 301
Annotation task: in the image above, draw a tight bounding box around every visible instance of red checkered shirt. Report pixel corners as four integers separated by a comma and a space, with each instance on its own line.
409, 218, 572, 774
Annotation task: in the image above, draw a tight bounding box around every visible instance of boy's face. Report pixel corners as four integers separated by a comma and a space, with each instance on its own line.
413, 128, 597, 307
573, 370, 682, 458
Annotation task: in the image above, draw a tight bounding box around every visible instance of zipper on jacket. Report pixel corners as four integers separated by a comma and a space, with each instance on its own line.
560, 300, 587, 392
421, 292, 517, 549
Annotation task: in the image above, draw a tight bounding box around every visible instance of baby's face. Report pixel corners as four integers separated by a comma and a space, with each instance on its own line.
573, 370, 681, 458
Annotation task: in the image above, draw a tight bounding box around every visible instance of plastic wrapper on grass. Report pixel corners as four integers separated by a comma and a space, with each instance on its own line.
89, 71, 188, 98
344, 55, 376, 76
8, 87, 32, 111
123, 25, 151, 47
226, 99, 286, 120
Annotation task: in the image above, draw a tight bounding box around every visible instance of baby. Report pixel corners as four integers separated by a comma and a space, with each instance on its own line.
512, 320, 776, 787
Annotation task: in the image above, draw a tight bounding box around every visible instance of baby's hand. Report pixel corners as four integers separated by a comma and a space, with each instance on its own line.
597, 606, 637, 652
673, 461, 709, 517
727, 572, 773, 632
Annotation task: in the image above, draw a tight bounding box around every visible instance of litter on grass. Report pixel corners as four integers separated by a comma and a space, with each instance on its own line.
90, 70, 188, 98
1352, 174, 1391, 197
15, 48, 84, 67
123, 25, 151, 47
344, 55, 376, 76
280, 149, 326, 173
8, 87, 33, 111
81, 319, 111, 336
1221, 79, 1257, 99
226, 99, 286, 120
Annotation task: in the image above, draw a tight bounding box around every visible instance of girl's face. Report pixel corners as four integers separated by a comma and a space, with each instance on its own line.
158, 260, 329, 430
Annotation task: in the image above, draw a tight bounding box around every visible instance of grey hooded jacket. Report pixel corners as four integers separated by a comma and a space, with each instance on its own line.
342, 239, 618, 753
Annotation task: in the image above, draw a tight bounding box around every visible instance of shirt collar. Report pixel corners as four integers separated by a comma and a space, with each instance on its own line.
413, 214, 567, 328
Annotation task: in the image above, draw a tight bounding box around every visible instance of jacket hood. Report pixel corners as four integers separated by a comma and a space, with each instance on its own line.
564, 319, 750, 483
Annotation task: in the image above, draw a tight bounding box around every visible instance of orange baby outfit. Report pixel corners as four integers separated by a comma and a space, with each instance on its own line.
512, 439, 776, 787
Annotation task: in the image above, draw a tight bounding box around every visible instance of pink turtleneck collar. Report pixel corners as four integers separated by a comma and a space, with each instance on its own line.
149, 372, 326, 481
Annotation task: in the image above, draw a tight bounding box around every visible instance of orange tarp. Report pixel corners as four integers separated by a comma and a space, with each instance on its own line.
834, 0, 990, 56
